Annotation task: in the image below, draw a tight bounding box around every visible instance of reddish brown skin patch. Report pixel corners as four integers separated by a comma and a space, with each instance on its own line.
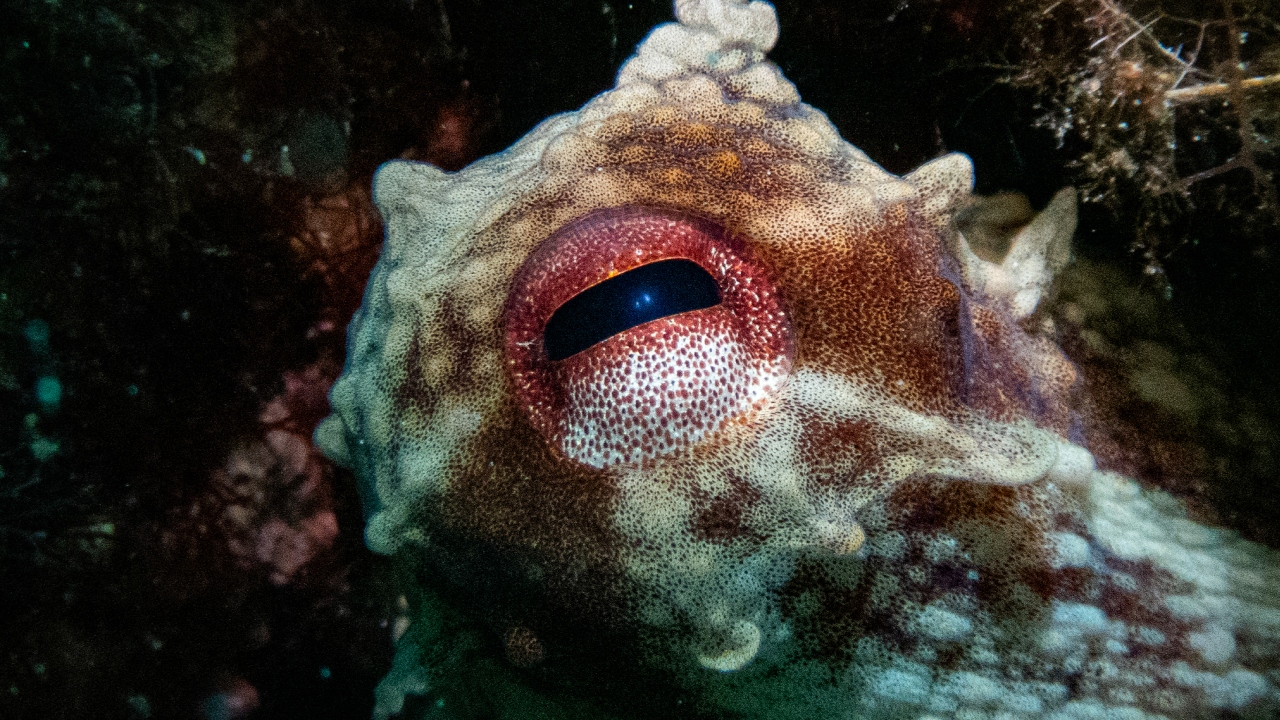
798, 416, 883, 490
887, 481, 1054, 614
780, 478, 1061, 665
740, 204, 1075, 433
759, 210, 968, 416
504, 626, 546, 668
1022, 565, 1096, 604
689, 474, 765, 546
427, 414, 646, 666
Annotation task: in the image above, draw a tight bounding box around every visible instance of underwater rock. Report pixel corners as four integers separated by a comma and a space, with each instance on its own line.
318, 0, 1280, 717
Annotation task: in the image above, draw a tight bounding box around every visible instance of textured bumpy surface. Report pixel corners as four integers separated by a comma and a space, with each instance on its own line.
317, 1, 1280, 717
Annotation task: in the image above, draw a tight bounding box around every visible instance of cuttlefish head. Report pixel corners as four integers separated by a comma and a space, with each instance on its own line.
318, 0, 1089, 699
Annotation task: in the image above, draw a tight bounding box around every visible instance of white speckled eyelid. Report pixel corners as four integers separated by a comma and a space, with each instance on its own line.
318, 1, 1280, 718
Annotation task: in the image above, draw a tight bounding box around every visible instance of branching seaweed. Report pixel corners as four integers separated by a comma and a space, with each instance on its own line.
1003, 0, 1279, 281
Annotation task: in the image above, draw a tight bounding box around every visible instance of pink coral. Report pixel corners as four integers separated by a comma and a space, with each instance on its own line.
166, 361, 342, 588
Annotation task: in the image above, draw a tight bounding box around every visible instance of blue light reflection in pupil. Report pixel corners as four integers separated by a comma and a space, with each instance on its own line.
543, 259, 722, 362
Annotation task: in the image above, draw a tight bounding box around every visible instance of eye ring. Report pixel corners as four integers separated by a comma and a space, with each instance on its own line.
503, 206, 793, 468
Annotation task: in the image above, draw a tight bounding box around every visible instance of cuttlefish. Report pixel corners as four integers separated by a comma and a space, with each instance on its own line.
316, 1, 1280, 717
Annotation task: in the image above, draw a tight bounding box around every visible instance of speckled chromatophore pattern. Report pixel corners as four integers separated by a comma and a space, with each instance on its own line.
317, 1, 1280, 717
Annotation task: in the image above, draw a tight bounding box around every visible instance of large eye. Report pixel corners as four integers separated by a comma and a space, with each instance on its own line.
504, 207, 793, 468
544, 259, 722, 362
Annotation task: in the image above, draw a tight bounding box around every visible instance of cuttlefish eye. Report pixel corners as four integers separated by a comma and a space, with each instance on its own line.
504, 206, 793, 469
543, 259, 722, 362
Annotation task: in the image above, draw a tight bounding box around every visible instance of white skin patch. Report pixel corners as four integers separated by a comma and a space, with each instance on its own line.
558, 320, 787, 467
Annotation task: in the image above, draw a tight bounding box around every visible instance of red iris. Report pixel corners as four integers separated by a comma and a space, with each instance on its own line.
503, 206, 794, 468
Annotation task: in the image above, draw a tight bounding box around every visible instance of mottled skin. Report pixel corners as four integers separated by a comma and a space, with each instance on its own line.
318, 1, 1280, 718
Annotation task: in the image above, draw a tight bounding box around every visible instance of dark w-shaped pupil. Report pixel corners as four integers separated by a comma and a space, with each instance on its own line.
544, 259, 722, 361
